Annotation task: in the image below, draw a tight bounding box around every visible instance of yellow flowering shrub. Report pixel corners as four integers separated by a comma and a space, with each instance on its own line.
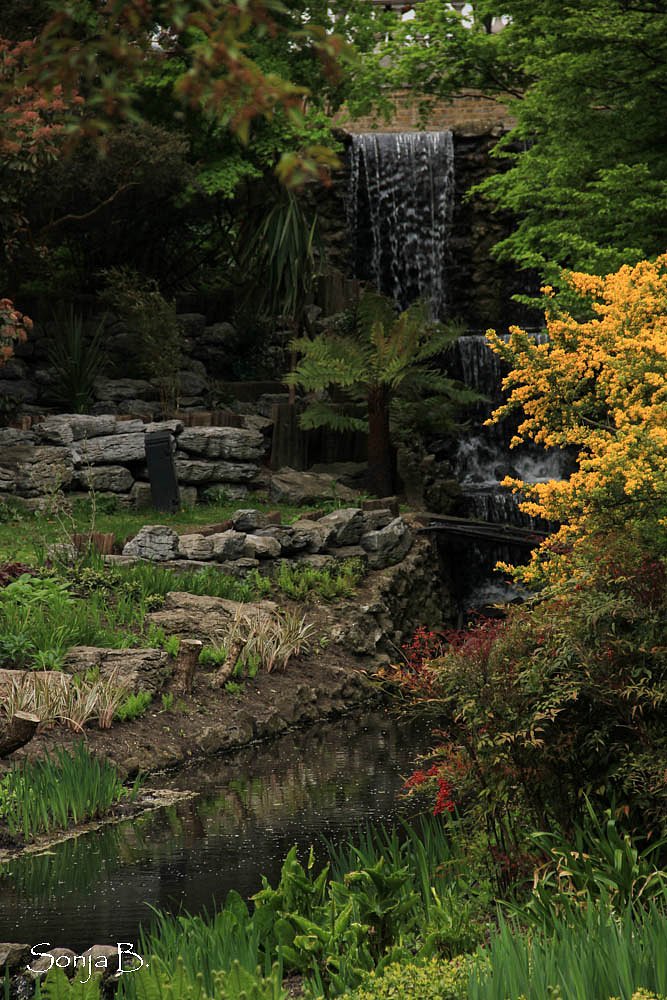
487, 256, 667, 586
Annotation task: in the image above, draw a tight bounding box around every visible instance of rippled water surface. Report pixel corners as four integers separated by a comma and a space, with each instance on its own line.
0, 711, 434, 951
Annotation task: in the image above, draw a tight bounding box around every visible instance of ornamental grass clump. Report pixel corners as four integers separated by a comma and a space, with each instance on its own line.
0, 743, 141, 841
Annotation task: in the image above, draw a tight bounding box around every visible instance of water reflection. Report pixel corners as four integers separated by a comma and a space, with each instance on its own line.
0, 711, 434, 951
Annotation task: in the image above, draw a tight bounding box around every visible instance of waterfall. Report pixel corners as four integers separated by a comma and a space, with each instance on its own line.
452, 333, 568, 534
347, 131, 455, 317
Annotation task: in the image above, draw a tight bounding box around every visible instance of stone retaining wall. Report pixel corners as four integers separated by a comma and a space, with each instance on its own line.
117, 506, 414, 573
0, 416, 268, 506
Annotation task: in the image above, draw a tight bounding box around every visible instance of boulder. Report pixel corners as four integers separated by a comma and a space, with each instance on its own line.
360, 516, 414, 569
68, 414, 117, 439
0, 445, 73, 496
361, 508, 394, 532
94, 377, 157, 402
33, 415, 74, 446
113, 419, 145, 435
27, 948, 77, 979
177, 426, 264, 461
77, 465, 134, 493
147, 592, 277, 640
210, 530, 247, 561
0, 379, 38, 401
290, 518, 336, 553
0, 943, 31, 973
79, 945, 122, 978
129, 481, 153, 508
201, 321, 237, 346
122, 525, 179, 561
256, 526, 306, 555
177, 533, 213, 561
317, 507, 364, 546
269, 467, 357, 506
231, 508, 269, 533
63, 647, 171, 695
0, 427, 35, 447
128, 481, 195, 509
362, 496, 400, 517
199, 484, 250, 503
145, 419, 184, 436
242, 413, 273, 435
117, 400, 157, 420
175, 458, 259, 484
177, 370, 209, 396
177, 313, 207, 337
309, 461, 368, 487
243, 534, 281, 559
78, 433, 146, 465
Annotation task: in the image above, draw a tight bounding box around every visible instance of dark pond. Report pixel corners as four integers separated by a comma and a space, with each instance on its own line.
0, 711, 435, 952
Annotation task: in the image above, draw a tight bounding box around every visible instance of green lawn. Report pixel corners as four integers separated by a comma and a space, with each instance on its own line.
0, 496, 306, 564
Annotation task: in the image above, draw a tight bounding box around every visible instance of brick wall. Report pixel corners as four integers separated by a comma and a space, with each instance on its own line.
335, 89, 515, 135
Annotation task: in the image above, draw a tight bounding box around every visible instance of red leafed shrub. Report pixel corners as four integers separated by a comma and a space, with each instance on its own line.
394, 530, 667, 837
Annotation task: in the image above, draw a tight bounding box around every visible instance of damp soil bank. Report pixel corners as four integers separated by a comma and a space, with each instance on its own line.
11, 646, 386, 781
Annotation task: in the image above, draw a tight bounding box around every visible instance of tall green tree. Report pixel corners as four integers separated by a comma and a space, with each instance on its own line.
353, 0, 667, 287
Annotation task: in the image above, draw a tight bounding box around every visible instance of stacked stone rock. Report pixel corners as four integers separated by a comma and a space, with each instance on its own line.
0, 417, 267, 506
0, 312, 244, 416
119, 507, 414, 572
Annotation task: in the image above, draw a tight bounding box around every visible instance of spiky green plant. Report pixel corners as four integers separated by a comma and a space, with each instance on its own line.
0, 743, 141, 841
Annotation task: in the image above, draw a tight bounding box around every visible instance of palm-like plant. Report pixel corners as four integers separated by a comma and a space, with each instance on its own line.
286, 292, 472, 497
241, 188, 321, 400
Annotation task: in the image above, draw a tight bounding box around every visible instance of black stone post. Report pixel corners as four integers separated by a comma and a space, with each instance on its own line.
145, 430, 180, 513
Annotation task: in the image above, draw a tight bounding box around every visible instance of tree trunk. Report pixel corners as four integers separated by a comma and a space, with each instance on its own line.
171, 639, 202, 697
211, 640, 244, 690
0, 712, 40, 757
367, 385, 394, 498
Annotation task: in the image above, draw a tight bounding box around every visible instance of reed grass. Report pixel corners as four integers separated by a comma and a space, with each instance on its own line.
468, 900, 667, 1000
0, 743, 141, 841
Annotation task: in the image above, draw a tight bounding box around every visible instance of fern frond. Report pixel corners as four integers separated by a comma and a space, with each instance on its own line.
298, 400, 368, 433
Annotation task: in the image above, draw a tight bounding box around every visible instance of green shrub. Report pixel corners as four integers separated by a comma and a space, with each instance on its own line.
0, 743, 141, 841
275, 558, 365, 602
339, 957, 470, 1000
519, 799, 667, 921
115, 691, 154, 723
0, 572, 140, 669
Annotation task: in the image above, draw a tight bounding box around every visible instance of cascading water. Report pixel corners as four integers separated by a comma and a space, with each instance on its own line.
347, 132, 455, 317
451, 333, 571, 611
452, 332, 565, 528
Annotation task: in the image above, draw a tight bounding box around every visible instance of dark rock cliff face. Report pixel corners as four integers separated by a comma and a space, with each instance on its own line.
447, 130, 539, 331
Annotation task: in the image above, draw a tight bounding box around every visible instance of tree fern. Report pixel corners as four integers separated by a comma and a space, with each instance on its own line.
286, 290, 471, 495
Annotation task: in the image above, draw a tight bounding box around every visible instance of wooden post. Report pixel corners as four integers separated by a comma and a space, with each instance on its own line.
171, 639, 203, 697
0, 712, 40, 757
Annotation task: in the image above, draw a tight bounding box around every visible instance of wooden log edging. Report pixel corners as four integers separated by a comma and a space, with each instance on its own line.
0, 712, 40, 757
